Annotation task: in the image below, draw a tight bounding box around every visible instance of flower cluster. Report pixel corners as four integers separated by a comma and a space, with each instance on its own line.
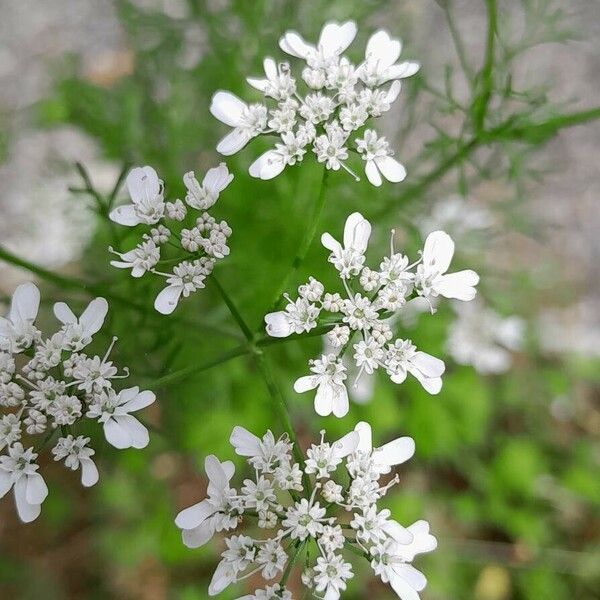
175, 422, 436, 600
447, 300, 524, 375
109, 163, 234, 314
210, 21, 419, 186
265, 212, 480, 417
0, 282, 155, 522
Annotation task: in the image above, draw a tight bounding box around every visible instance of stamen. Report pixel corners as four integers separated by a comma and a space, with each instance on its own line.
389, 229, 396, 257
102, 336, 119, 364
339, 161, 361, 182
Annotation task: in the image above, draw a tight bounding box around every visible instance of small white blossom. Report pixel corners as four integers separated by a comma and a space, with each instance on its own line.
0, 282, 40, 353
52, 435, 99, 487
183, 163, 233, 210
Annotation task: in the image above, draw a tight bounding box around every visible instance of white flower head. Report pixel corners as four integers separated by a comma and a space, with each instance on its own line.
211, 21, 417, 185
183, 163, 234, 210
0, 443, 48, 523
0, 282, 40, 353
54, 297, 109, 351
52, 435, 99, 487
109, 166, 165, 226
415, 231, 480, 302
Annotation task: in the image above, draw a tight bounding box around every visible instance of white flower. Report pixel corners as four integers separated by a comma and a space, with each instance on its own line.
23, 409, 46, 435
264, 296, 320, 338
305, 430, 359, 479
356, 130, 406, 187
342, 294, 380, 331
313, 125, 350, 172
154, 258, 215, 315
247, 57, 297, 100
385, 339, 445, 394
210, 91, 268, 155
357, 30, 420, 87
165, 198, 187, 221
175, 455, 239, 549
0, 443, 48, 523
279, 21, 357, 68
183, 163, 234, 210
319, 524, 346, 553
353, 339, 385, 375
321, 212, 371, 279
52, 435, 99, 487
294, 354, 349, 417
230, 426, 292, 473
0, 282, 40, 353
109, 239, 160, 278
0, 352, 15, 383
415, 231, 479, 301
256, 538, 287, 579
314, 553, 353, 600
321, 479, 344, 503
282, 498, 327, 540
53, 297, 108, 351
109, 166, 165, 226
87, 386, 155, 449
149, 225, 171, 245
0, 414, 21, 450
210, 535, 256, 595
241, 475, 276, 512
273, 461, 303, 492
448, 301, 524, 374
370, 521, 437, 600
354, 421, 415, 476
327, 325, 350, 348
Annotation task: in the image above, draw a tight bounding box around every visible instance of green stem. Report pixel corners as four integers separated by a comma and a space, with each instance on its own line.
267, 167, 329, 313
280, 540, 305, 588
211, 275, 254, 342
472, 0, 497, 132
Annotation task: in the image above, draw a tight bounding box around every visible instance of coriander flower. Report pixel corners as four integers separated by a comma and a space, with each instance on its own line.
109, 164, 233, 314
211, 21, 417, 185
52, 435, 99, 487
0, 443, 48, 523
53, 297, 109, 351
109, 166, 165, 226
176, 424, 436, 599
0, 282, 40, 353
87, 386, 156, 449
266, 213, 479, 409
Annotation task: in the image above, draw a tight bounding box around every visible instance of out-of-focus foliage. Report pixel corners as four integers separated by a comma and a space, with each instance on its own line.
1, 1, 599, 599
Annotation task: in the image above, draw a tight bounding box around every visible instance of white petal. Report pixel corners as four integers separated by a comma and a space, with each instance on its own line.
410, 368, 443, 395
393, 564, 427, 592
389, 574, 421, 600
422, 230, 455, 273
204, 455, 228, 491
387, 61, 421, 80
109, 204, 141, 226
9, 282, 40, 324
332, 430, 359, 458
14, 477, 41, 523
25, 472, 48, 504
229, 426, 262, 457
216, 128, 251, 156
279, 31, 314, 59
354, 421, 373, 453
208, 560, 236, 596
154, 285, 183, 315
246, 77, 270, 93
126, 166, 160, 205
319, 21, 357, 57
385, 80, 402, 103
375, 436, 415, 467
293, 375, 318, 393
390, 367, 408, 385
175, 498, 215, 530
365, 160, 383, 187
436, 270, 479, 301
203, 163, 233, 195
122, 389, 156, 412
249, 150, 286, 180
220, 460, 235, 481
79, 297, 109, 336
0, 470, 13, 498
264, 311, 293, 338
263, 57, 278, 80
314, 382, 334, 416
210, 91, 247, 127
410, 352, 445, 378
80, 458, 99, 487
117, 415, 149, 449
320, 232, 342, 254
331, 383, 349, 418
103, 418, 132, 449
182, 519, 216, 548
344, 212, 371, 254
366, 30, 401, 67
375, 155, 406, 183
404, 520, 438, 558
53, 302, 77, 325
382, 519, 414, 544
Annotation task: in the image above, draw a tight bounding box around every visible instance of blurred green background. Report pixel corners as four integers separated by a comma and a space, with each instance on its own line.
0, 1, 599, 599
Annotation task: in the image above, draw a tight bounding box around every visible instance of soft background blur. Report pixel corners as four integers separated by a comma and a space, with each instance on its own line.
0, 1, 599, 599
